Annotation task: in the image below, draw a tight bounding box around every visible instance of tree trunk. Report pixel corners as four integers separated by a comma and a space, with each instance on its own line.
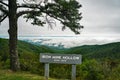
8, 0, 20, 71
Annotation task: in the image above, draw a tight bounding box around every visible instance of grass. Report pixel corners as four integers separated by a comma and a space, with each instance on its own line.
0, 69, 60, 80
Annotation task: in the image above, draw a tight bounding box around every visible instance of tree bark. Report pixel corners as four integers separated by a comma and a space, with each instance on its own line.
8, 0, 20, 71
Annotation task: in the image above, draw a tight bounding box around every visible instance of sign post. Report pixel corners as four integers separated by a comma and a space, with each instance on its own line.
72, 64, 76, 80
40, 53, 82, 80
45, 63, 49, 80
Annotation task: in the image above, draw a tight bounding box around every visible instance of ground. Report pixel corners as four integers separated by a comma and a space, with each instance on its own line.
0, 69, 65, 80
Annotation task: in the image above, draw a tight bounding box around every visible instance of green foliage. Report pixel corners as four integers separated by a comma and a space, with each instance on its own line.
0, 38, 120, 80
0, 38, 53, 72
50, 64, 71, 79
66, 42, 120, 60
107, 64, 120, 80
78, 59, 104, 80
0, 69, 57, 80
0, 38, 9, 61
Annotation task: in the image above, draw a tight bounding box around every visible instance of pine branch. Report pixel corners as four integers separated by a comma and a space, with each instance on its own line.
44, 11, 64, 24
17, 10, 41, 18
17, 4, 42, 9
0, 14, 7, 22
17, 1, 83, 34
0, 4, 8, 14
17, 4, 46, 18
0, 1, 8, 7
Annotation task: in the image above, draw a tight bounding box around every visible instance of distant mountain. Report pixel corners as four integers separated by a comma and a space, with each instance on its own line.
0, 38, 120, 60
23, 38, 120, 60
66, 42, 120, 59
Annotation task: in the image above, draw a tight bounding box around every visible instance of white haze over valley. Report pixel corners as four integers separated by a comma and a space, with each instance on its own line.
19, 36, 120, 48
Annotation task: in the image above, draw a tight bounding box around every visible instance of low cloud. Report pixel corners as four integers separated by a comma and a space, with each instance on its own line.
0, 0, 120, 40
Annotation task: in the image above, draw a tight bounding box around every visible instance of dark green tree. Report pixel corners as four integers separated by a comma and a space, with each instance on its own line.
0, 0, 83, 71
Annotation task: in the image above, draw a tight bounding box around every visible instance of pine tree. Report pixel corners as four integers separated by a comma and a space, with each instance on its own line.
0, 0, 83, 71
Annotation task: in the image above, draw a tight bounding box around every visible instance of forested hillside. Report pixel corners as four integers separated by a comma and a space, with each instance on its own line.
0, 38, 120, 80
66, 42, 120, 59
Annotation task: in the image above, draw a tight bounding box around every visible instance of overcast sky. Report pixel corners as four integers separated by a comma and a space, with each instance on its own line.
0, 0, 120, 40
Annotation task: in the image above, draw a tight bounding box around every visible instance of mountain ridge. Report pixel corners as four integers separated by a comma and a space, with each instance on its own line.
66, 42, 120, 59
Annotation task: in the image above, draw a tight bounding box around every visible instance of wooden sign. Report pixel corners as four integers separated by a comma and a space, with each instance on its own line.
40, 53, 82, 80
40, 53, 82, 64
